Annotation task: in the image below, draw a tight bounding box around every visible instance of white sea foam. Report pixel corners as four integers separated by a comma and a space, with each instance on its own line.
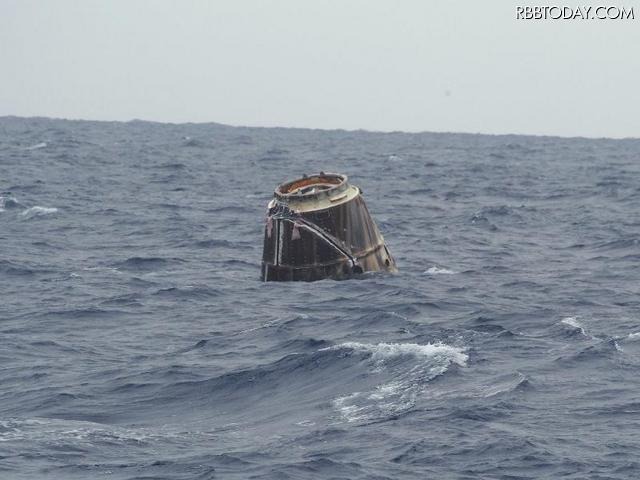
295, 420, 316, 427
561, 317, 587, 336
0, 417, 215, 444
82, 266, 122, 275
627, 332, 640, 341
424, 266, 456, 275
23, 142, 47, 150
20, 206, 58, 218
325, 341, 468, 367
0, 195, 20, 212
325, 342, 467, 423
239, 318, 281, 334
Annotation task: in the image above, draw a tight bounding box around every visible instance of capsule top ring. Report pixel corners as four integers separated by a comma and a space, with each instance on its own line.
274, 172, 349, 203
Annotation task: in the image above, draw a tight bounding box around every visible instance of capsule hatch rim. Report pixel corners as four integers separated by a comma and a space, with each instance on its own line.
275, 172, 349, 201
272, 172, 360, 213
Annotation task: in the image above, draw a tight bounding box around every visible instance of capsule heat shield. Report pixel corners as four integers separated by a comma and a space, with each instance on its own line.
261, 173, 397, 281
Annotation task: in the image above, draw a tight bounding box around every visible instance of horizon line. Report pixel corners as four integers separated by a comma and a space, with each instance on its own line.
1, 114, 638, 142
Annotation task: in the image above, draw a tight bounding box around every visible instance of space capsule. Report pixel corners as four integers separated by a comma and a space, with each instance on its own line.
261, 172, 397, 281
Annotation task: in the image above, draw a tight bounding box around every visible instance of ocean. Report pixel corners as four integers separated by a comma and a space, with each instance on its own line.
1, 116, 639, 479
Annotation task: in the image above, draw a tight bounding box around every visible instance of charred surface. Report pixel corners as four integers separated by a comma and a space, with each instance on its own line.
261, 173, 397, 282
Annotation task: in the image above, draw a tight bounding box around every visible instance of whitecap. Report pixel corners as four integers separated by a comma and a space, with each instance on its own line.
324, 341, 468, 367
0, 196, 21, 211
238, 318, 281, 334
20, 206, 58, 219
325, 342, 467, 423
627, 332, 640, 341
561, 317, 587, 336
295, 420, 316, 427
82, 266, 122, 275
424, 266, 456, 275
23, 142, 47, 150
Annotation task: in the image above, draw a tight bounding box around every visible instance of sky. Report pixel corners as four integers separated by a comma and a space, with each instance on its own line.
1, 0, 639, 138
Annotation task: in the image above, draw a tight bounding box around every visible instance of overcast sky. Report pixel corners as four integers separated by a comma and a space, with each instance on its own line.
1, 0, 639, 138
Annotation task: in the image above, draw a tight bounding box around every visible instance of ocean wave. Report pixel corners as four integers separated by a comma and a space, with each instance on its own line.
466, 321, 514, 337
0, 260, 53, 276
23, 142, 47, 150
20, 206, 58, 219
321, 341, 468, 367
207, 205, 251, 214
82, 266, 122, 275
479, 373, 531, 398
469, 213, 498, 231
40, 307, 129, 320
424, 266, 456, 275
325, 342, 467, 423
99, 292, 143, 307
116, 257, 180, 271
155, 162, 187, 169
193, 239, 240, 249
153, 285, 221, 299
0, 195, 22, 211
561, 317, 588, 337
146, 341, 467, 427
613, 331, 640, 354
0, 417, 214, 446
626, 332, 640, 341
181, 137, 205, 148
556, 338, 621, 363
593, 237, 639, 251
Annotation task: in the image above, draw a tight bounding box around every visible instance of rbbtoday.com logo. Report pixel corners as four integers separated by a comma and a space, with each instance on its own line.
516, 5, 635, 19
